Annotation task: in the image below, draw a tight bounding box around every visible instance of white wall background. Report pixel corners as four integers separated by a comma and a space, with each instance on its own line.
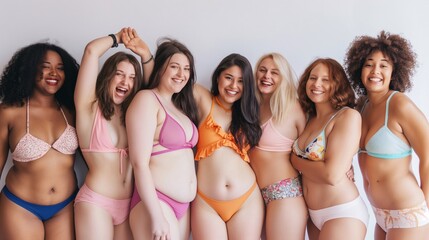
1, 1, 428, 239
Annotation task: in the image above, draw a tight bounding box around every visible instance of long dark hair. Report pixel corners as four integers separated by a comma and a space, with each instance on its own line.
95, 52, 142, 124
210, 53, 261, 149
146, 38, 198, 125
0, 42, 79, 111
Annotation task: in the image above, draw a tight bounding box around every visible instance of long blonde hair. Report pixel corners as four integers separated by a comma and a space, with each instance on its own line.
255, 53, 298, 122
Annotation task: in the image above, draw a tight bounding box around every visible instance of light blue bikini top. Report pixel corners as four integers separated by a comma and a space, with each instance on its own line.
359, 91, 412, 159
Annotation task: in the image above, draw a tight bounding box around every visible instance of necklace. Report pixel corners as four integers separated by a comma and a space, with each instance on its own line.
214, 96, 231, 112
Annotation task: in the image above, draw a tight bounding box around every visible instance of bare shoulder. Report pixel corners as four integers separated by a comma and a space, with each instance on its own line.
193, 83, 212, 101
390, 92, 424, 119
128, 90, 160, 114
0, 103, 22, 123
133, 89, 157, 103
341, 107, 360, 118
390, 92, 415, 110
334, 107, 361, 127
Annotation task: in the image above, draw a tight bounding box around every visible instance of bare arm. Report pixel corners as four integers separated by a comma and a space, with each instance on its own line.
126, 90, 170, 239
75, 30, 125, 112
292, 109, 361, 185
396, 95, 429, 203
294, 101, 306, 137
192, 83, 212, 123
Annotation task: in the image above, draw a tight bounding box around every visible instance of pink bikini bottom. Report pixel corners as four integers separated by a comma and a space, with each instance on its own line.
130, 185, 189, 219
74, 184, 130, 225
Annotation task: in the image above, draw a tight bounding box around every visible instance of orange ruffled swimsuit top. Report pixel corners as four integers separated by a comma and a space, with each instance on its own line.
195, 97, 250, 162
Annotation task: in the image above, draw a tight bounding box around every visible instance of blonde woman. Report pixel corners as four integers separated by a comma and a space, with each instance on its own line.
249, 53, 307, 240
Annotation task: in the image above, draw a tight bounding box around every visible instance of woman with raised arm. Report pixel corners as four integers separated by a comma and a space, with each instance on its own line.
73, 28, 147, 240
0, 42, 79, 240
345, 31, 429, 240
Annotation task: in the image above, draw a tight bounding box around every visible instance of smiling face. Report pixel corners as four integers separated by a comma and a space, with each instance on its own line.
34, 50, 65, 96
361, 50, 393, 94
159, 53, 190, 94
305, 63, 332, 104
109, 60, 136, 105
256, 57, 281, 96
216, 65, 243, 108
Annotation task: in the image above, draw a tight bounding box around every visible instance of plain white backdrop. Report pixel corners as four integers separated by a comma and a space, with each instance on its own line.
1, 1, 428, 239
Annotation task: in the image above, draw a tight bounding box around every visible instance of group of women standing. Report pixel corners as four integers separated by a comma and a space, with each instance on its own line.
0, 28, 428, 240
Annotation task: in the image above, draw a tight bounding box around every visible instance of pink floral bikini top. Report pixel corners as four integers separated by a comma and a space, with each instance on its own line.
11, 100, 78, 162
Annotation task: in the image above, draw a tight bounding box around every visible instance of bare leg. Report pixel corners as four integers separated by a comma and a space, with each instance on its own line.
113, 218, 133, 240
227, 187, 264, 240
306, 218, 319, 240
319, 218, 366, 240
0, 192, 45, 240
130, 200, 182, 240
74, 202, 114, 240
45, 202, 75, 240
386, 224, 429, 240
265, 196, 307, 240
178, 208, 191, 240
190, 195, 228, 240
130, 202, 152, 240
374, 224, 386, 240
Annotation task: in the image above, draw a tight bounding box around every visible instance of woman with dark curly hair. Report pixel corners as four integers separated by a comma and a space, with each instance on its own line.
291, 58, 369, 240
0, 42, 79, 239
345, 31, 429, 240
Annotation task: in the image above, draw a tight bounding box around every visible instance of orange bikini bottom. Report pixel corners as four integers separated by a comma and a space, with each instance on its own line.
197, 182, 257, 222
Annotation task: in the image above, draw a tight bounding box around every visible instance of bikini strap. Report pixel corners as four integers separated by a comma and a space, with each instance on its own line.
151, 90, 168, 149
151, 90, 167, 112
323, 107, 349, 131
384, 91, 397, 126
58, 106, 69, 125
26, 98, 30, 133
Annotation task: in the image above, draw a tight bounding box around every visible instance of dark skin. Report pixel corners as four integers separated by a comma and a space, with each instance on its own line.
0, 50, 77, 240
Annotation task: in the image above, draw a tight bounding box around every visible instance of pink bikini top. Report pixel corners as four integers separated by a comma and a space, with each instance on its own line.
151, 91, 198, 156
11, 100, 78, 162
255, 117, 294, 152
80, 106, 128, 174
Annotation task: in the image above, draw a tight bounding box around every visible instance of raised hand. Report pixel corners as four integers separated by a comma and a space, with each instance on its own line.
121, 27, 151, 61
